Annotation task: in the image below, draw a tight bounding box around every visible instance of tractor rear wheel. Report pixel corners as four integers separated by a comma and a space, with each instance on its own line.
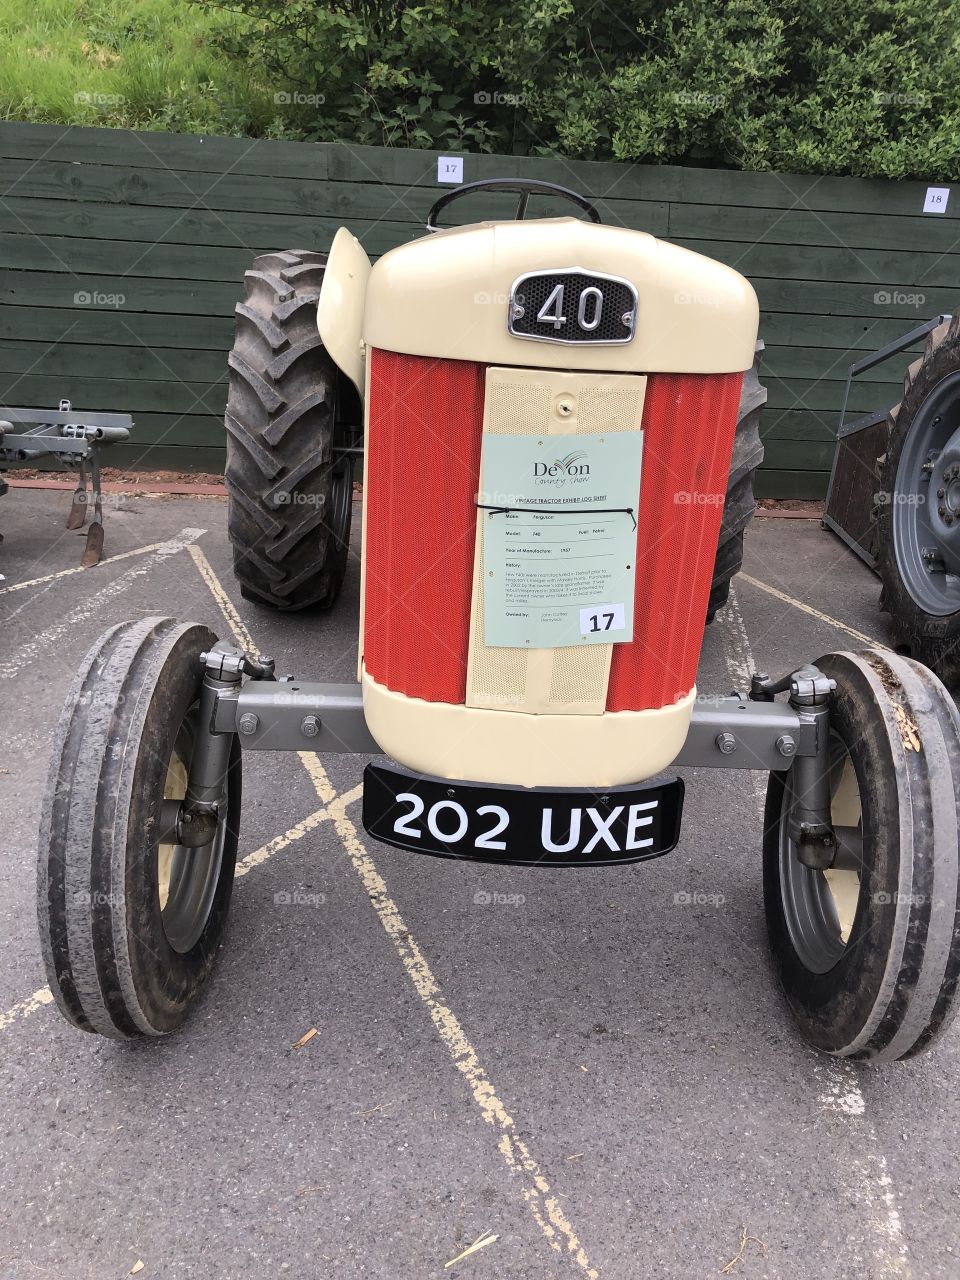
706, 341, 767, 623
225, 249, 353, 612
877, 310, 960, 684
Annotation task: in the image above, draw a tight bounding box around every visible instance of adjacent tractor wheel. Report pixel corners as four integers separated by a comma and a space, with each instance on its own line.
877, 310, 960, 684
37, 617, 241, 1038
224, 249, 354, 611
706, 340, 767, 623
764, 648, 960, 1061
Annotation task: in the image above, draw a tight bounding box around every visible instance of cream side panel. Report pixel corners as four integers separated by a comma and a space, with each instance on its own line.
317, 227, 371, 396
363, 218, 758, 374
362, 669, 694, 787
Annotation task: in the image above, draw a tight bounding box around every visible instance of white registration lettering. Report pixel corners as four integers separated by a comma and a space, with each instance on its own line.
475, 804, 509, 851
541, 807, 582, 853
582, 806, 625, 854
427, 800, 469, 844
393, 792, 424, 839
626, 801, 656, 850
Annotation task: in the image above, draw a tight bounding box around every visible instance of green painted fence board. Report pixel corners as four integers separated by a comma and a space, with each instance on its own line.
1, 121, 955, 496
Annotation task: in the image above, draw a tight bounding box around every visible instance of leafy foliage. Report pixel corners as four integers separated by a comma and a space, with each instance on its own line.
196, 0, 960, 177
3, 0, 957, 178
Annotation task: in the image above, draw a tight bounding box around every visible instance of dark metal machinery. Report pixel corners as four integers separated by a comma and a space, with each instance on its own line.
0, 400, 132, 565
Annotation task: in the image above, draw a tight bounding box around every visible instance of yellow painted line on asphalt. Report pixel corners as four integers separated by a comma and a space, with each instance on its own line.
0, 986, 53, 1032
192, 550, 600, 1278
0, 536, 192, 595
235, 785, 362, 878
187, 544, 257, 651
739, 573, 885, 648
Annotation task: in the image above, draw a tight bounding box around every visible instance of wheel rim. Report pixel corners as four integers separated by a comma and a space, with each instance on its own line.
892, 371, 960, 616
779, 736, 863, 974
158, 705, 228, 954
326, 457, 352, 552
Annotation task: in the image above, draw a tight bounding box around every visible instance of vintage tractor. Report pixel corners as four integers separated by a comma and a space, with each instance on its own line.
38, 180, 960, 1062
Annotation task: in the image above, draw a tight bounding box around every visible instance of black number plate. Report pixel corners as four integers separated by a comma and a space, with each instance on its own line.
508, 269, 637, 345
362, 763, 683, 867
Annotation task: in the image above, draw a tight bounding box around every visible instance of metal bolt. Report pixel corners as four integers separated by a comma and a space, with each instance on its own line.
716, 732, 737, 755
557, 400, 574, 417
300, 715, 321, 738
938, 488, 946, 499
238, 712, 259, 736
776, 734, 797, 758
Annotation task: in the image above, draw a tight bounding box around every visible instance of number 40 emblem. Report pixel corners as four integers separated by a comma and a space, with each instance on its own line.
537, 282, 605, 332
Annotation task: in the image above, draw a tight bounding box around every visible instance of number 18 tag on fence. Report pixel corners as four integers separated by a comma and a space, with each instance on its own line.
479, 429, 643, 648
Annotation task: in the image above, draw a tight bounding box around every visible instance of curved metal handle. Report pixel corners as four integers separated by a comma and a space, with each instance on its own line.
426, 178, 601, 232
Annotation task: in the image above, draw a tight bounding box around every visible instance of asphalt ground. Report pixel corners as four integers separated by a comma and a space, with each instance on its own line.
1, 490, 958, 1280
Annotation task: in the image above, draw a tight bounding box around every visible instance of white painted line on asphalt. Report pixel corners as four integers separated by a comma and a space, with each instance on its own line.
721, 588, 909, 1277
0, 528, 207, 677
189, 549, 600, 1278
0, 534, 204, 596
739, 573, 884, 648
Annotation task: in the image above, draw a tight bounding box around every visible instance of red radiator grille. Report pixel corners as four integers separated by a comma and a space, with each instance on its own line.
363, 350, 485, 703
363, 349, 744, 711
606, 370, 744, 710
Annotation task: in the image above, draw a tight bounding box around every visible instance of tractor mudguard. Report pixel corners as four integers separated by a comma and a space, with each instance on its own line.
317, 227, 371, 399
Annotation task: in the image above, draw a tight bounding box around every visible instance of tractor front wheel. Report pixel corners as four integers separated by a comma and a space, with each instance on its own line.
763, 648, 960, 1060
37, 617, 241, 1038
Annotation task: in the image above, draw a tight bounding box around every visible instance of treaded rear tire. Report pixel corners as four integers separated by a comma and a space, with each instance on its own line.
706, 341, 767, 623
224, 249, 352, 611
877, 309, 960, 685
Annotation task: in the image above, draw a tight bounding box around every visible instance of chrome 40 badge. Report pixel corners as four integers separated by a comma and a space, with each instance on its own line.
478, 429, 643, 648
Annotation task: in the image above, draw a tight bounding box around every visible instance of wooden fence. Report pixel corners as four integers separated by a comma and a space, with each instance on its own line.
2, 122, 958, 496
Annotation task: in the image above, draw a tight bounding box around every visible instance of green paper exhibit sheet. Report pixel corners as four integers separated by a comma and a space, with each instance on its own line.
480, 430, 643, 649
